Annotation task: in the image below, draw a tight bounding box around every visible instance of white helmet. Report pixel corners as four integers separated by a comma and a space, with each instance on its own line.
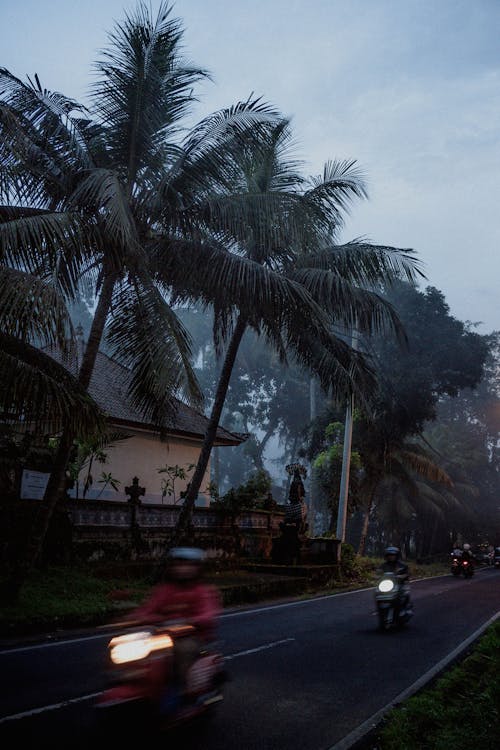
167, 547, 206, 563
463, 543, 471, 551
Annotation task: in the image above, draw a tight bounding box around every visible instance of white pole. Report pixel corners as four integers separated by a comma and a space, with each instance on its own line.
336, 328, 357, 542
336, 393, 354, 541
309, 377, 317, 534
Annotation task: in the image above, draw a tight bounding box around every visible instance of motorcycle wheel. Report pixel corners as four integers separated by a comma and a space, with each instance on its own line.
377, 608, 393, 631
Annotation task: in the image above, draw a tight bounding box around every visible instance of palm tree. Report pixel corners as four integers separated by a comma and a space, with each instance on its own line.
0, 2, 283, 599
356, 440, 454, 556
168, 118, 425, 538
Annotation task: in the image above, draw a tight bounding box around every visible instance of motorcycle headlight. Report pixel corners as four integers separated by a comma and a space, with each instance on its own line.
109, 630, 174, 664
378, 579, 395, 593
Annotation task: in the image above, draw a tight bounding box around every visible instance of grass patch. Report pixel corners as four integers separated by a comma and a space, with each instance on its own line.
0, 565, 150, 633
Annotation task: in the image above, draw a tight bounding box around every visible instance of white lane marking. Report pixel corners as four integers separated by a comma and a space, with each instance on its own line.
0, 692, 102, 725
224, 637, 295, 661
327, 610, 500, 750
221, 587, 373, 619
0, 639, 296, 724
0, 632, 109, 655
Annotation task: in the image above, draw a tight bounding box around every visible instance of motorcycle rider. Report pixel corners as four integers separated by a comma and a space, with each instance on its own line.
128, 546, 222, 704
461, 543, 473, 561
461, 543, 475, 571
378, 546, 413, 615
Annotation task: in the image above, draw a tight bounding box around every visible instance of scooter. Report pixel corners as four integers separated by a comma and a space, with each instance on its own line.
374, 572, 413, 631
95, 620, 225, 733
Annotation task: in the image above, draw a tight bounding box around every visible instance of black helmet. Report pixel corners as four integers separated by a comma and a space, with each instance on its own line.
384, 546, 400, 559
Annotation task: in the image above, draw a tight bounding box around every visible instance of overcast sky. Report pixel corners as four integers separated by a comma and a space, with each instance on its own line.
2, 0, 499, 333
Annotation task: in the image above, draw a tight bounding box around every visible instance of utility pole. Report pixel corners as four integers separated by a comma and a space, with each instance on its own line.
335, 392, 354, 541
336, 328, 358, 542
309, 377, 317, 534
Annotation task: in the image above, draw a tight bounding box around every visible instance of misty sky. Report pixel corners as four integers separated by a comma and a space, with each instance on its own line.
2, 0, 499, 333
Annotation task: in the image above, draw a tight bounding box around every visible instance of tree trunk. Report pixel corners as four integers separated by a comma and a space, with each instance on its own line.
174, 314, 247, 542
357, 494, 375, 556
2, 272, 116, 604
251, 423, 275, 472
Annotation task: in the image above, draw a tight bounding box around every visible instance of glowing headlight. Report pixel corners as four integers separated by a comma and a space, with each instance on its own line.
109, 631, 173, 664
378, 579, 395, 593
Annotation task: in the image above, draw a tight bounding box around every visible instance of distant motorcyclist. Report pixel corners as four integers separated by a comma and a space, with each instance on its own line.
378, 546, 412, 614
461, 543, 473, 560
461, 543, 475, 569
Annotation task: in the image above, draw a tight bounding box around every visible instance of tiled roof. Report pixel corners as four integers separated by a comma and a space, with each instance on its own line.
46, 344, 244, 446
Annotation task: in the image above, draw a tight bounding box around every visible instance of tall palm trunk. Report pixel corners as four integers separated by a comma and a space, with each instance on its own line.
174, 314, 247, 541
3, 272, 117, 603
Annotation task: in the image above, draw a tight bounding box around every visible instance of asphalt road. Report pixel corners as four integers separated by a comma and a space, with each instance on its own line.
1, 568, 499, 749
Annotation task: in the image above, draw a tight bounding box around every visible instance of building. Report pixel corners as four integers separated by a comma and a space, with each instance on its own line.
46, 338, 245, 507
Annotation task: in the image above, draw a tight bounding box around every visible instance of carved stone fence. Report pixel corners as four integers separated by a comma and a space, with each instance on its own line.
63, 499, 286, 563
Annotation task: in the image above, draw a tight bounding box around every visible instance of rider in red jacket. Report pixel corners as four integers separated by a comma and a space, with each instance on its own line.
131, 547, 221, 698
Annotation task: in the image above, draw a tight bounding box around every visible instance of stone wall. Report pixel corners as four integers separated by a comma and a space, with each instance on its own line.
64, 499, 285, 563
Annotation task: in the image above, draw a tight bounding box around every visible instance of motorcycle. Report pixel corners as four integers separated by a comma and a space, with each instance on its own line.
493, 548, 500, 569
95, 620, 225, 733
374, 572, 413, 631
451, 554, 474, 578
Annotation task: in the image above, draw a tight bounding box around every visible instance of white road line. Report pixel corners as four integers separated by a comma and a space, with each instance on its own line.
224, 637, 296, 660
0, 632, 109, 655
221, 587, 373, 619
0, 638, 296, 724
0, 692, 102, 725
327, 610, 500, 750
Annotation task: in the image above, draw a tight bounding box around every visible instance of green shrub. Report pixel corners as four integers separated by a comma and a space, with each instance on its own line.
211, 469, 272, 514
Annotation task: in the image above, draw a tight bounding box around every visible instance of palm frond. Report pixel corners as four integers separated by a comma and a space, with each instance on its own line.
0, 206, 85, 295
397, 447, 453, 486
183, 96, 282, 159
289, 267, 407, 341
0, 332, 104, 439
91, 1, 208, 183
69, 169, 136, 252
0, 267, 73, 349
106, 277, 202, 426
0, 69, 92, 198
301, 241, 426, 286
301, 159, 368, 238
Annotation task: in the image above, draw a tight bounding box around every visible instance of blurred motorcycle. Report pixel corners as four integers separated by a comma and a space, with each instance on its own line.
451, 554, 474, 578
95, 620, 225, 733
374, 572, 413, 631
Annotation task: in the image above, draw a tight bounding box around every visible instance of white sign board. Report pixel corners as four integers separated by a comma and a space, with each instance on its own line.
20, 469, 50, 500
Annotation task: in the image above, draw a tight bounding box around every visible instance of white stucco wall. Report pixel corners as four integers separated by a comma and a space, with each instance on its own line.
67, 427, 212, 507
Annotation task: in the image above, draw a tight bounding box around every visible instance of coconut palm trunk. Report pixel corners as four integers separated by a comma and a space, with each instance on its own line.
175, 314, 247, 540
357, 492, 376, 556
